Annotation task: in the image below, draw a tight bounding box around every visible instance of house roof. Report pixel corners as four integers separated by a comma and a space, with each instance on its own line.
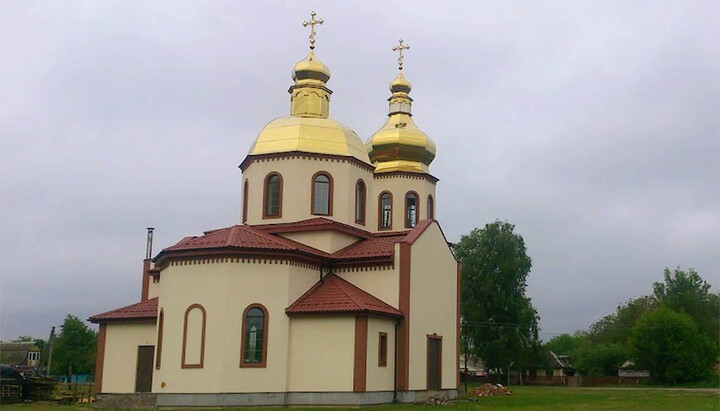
89, 297, 158, 323
286, 274, 402, 318
0, 343, 38, 366
253, 217, 372, 239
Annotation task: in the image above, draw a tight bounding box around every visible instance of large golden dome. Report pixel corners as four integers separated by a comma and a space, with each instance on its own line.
367, 70, 436, 173
249, 116, 372, 164
246, 50, 372, 166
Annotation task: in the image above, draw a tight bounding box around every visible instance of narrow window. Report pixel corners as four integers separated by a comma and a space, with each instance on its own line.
240, 304, 269, 367
379, 192, 393, 230
427, 195, 434, 220
263, 173, 282, 218
355, 180, 366, 224
311, 172, 333, 216
378, 332, 388, 367
155, 309, 164, 369
182, 304, 206, 368
405, 192, 418, 228
242, 180, 249, 223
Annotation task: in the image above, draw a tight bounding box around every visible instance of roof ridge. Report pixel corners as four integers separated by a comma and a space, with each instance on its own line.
248, 226, 333, 257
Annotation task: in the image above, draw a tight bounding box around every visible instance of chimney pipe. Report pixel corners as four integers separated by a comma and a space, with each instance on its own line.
141, 227, 155, 301
145, 227, 155, 260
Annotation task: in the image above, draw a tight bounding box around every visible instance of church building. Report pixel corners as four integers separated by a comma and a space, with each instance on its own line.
90, 13, 460, 407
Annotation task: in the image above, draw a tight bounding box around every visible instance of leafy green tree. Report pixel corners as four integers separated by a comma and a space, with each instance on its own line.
630, 306, 715, 384
653, 267, 720, 352
545, 333, 584, 356
573, 342, 627, 376
589, 296, 656, 346
455, 221, 539, 376
50, 315, 97, 376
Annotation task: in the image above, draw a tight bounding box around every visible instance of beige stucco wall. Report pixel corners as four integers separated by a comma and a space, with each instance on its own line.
102, 321, 156, 393
370, 175, 436, 232
286, 316, 355, 392
280, 230, 360, 254
241, 158, 373, 228
407, 222, 458, 391
365, 317, 396, 392
337, 265, 399, 309
147, 277, 160, 299
152, 260, 318, 393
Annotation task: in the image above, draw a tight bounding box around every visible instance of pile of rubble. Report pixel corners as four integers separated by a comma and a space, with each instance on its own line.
425, 393, 451, 405
470, 383, 512, 397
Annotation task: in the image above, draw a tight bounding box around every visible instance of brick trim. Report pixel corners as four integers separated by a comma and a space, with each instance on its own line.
94, 324, 107, 393
181, 304, 206, 369
355, 179, 366, 225
404, 191, 420, 229
239, 303, 269, 368
262, 172, 283, 219
311, 171, 334, 217
378, 191, 393, 231
353, 316, 368, 392
397, 243, 411, 390
155, 309, 164, 370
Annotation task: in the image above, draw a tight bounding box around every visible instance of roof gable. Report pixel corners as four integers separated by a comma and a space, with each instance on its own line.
286, 274, 402, 318
89, 297, 158, 323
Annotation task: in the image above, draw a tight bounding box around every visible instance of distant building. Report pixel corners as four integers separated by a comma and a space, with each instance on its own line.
0, 342, 41, 374
618, 361, 650, 378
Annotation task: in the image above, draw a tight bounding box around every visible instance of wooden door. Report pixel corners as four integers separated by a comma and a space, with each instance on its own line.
427, 335, 442, 390
135, 345, 154, 393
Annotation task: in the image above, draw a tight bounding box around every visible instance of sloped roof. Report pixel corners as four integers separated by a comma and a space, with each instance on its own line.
286, 274, 402, 318
89, 297, 158, 323
253, 217, 371, 238
0, 343, 38, 366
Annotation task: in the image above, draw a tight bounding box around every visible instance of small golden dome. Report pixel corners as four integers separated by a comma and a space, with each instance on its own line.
249, 116, 372, 165
390, 71, 411, 93
367, 69, 436, 174
292, 51, 331, 84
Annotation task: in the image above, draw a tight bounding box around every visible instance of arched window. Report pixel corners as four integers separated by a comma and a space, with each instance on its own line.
182, 304, 206, 368
427, 195, 434, 220
242, 180, 249, 223
405, 191, 418, 228
263, 173, 282, 218
379, 192, 393, 230
355, 180, 366, 224
155, 309, 164, 369
311, 172, 333, 216
240, 304, 269, 367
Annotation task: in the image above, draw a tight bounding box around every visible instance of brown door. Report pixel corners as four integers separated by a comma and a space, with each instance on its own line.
135, 345, 154, 392
427, 336, 442, 390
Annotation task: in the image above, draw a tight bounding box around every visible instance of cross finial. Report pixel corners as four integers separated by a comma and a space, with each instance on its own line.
302, 11, 324, 50
392, 38, 410, 70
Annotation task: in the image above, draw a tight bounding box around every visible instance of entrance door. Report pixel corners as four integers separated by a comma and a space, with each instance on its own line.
135, 345, 154, 392
427, 335, 442, 390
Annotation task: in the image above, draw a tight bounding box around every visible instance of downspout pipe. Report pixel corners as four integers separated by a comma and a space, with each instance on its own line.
393, 317, 400, 403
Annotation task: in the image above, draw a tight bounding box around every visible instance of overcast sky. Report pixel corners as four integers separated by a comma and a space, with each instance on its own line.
1, 1, 718, 342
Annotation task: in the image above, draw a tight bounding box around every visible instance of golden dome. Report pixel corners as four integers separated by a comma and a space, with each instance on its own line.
249, 116, 372, 165
367, 69, 436, 174
292, 51, 331, 84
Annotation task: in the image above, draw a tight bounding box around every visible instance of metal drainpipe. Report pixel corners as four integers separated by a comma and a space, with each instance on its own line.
393, 318, 400, 403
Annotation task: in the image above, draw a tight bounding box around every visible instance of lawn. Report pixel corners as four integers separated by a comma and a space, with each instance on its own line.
3, 386, 718, 411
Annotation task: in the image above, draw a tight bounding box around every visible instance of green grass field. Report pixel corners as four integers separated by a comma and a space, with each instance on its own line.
3, 387, 718, 411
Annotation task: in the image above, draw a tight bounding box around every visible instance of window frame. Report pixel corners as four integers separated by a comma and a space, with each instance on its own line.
378, 332, 388, 367
181, 303, 206, 369
155, 308, 164, 369
378, 191, 393, 231
405, 191, 419, 229
239, 303, 269, 368
242, 180, 249, 223
262, 172, 283, 219
427, 194, 434, 220
355, 179, 366, 225
310, 171, 334, 216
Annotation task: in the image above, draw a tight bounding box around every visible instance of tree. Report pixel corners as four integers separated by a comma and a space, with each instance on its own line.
630, 306, 715, 384
653, 267, 720, 352
455, 220, 539, 376
49, 315, 97, 376
545, 333, 584, 356
572, 342, 627, 377
588, 295, 656, 346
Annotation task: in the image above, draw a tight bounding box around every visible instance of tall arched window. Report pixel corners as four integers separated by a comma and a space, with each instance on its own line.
242, 180, 249, 223
311, 172, 333, 216
240, 304, 269, 367
182, 304, 206, 369
155, 309, 164, 369
379, 192, 393, 230
405, 191, 418, 228
427, 195, 434, 220
355, 180, 366, 224
263, 173, 282, 218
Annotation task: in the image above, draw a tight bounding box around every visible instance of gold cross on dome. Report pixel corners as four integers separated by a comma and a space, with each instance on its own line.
302, 11, 324, 50
392, 38, 410, 70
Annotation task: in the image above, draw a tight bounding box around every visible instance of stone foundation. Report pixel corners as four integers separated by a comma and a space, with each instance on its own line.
95, 389, 458, 408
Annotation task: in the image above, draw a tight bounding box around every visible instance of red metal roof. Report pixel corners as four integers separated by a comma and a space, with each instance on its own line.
253, 217, 372, 238
286, 274, 402, 318
89, 297, 158, 323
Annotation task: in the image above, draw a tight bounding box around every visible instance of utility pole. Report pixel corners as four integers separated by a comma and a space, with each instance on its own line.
46, 326, 56, 377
